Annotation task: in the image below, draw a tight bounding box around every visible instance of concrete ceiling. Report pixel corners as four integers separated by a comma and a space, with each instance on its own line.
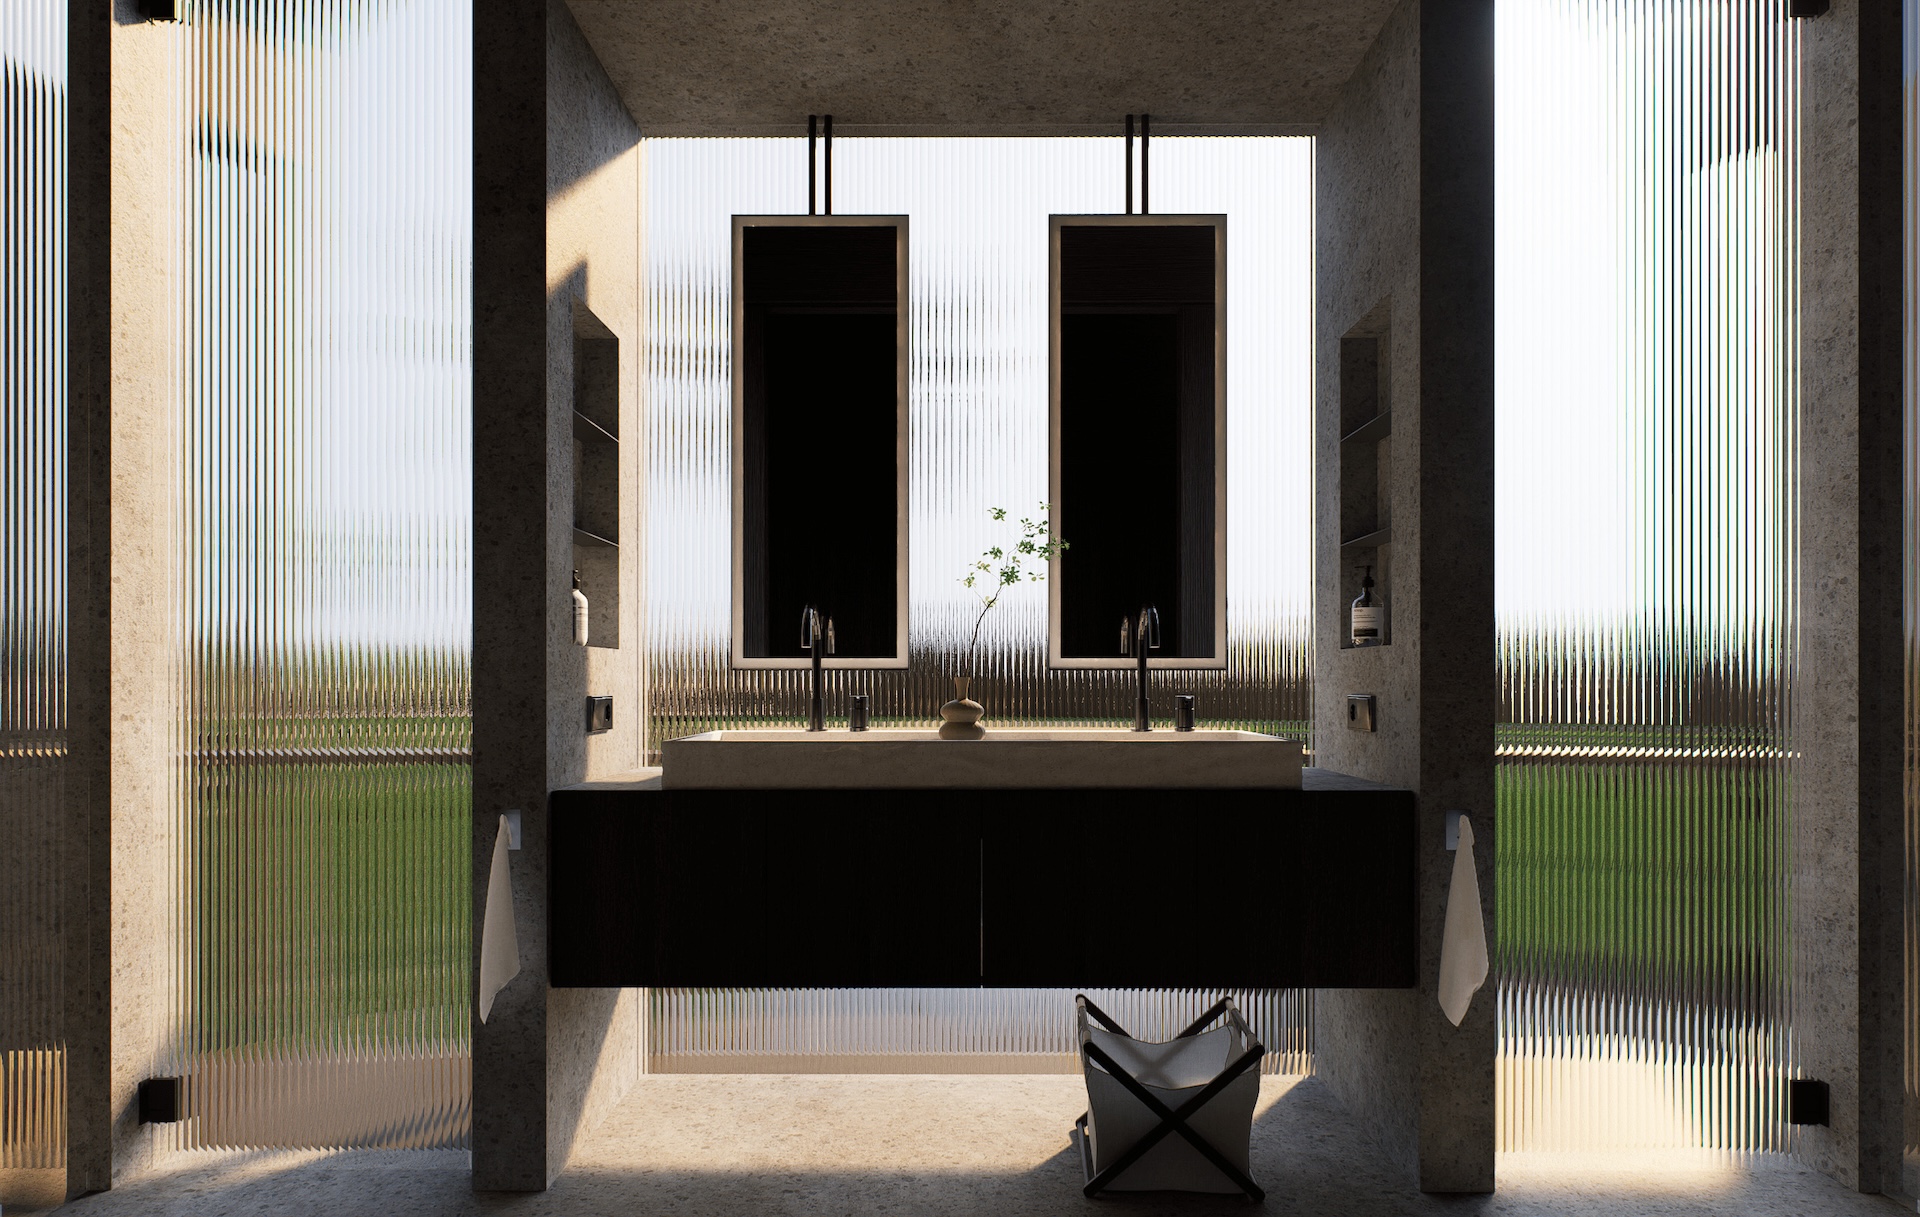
566, 0, 1399, 135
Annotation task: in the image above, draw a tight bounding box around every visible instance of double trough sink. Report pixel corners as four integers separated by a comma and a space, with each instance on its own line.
661, 727, 1303, 790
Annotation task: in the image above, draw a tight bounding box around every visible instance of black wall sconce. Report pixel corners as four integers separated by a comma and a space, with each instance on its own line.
1787, 1078, 1829, 1126
138, 0, 180, 21
1788, 0, 1829, 16
138, 1076, 183, 1124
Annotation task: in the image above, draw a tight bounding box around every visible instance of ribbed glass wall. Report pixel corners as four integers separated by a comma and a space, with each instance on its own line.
0, 0, 67, 1202
169, 1, 473, 1149
644, 137, 1314, 1067
646, 137, 1313, 746
1496, 1, 1800, 1152
652, 988, 1312, 1076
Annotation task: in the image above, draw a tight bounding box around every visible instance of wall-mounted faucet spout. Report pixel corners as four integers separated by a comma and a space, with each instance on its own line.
800, 605, 834, 731
1120, 605, 1161, 731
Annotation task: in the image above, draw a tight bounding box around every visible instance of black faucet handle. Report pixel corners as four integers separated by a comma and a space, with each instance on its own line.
825, 618, 836, 656
1121, 609, 1162, 655
1119, 606, 1162, 653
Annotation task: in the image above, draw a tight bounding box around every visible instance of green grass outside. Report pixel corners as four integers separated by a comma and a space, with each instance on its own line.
192, 757, 471, 1054
1496, 731, 1788, 996
194, 713, 471, 752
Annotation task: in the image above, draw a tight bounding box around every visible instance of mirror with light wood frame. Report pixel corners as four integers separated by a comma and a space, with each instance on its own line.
1048, 214, 1227, 669
731, 215, 910, 668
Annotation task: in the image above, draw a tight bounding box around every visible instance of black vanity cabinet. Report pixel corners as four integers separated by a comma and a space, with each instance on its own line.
977, 791, 1415, 988
548, 780, 1417, 990
550, 794, 980, 987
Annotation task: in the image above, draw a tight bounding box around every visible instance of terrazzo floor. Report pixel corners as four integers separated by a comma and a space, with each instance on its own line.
46, 1074, 1915, 1217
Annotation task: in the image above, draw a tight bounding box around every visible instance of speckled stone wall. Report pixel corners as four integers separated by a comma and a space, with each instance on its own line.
1792, 0, 1904, 1194
473, 0, 646, 1190
545, 0, 643, 806
1311, 0, 1422, 1179
1311, 0, 1497, 1193
542, 0, 645, 1183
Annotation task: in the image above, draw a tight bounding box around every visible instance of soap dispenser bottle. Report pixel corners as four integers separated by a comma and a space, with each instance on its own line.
571, 569, 590, 646
1351, 565, 1383, 647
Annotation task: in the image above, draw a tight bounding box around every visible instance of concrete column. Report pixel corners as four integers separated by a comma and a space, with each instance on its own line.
472, 0, 552, 1190
64, 0, 111, 1198
97, 0, 187, 1187
473, 0, 646, 1188
1793, 0, 1904, 1194
1310, 0, 1497, 1193
541, 0, 646, 1180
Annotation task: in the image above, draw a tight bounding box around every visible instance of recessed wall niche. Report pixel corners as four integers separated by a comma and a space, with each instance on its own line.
1048, 215, 1227, 669
1338, 300, 1391, 648
572, 303, 620, 648
731, 216, 909, 668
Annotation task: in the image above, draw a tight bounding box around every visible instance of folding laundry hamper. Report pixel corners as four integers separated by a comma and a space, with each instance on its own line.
1073, 994, 1265, 1200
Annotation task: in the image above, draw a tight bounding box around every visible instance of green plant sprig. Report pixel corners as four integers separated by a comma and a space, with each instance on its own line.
958, 504, 1068, 679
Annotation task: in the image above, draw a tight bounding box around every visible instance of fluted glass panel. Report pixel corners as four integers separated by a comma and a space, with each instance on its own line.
169, 1, 472, 1150
644, 137, 1314, 1071
0, 0, 66, 1198
645, 137, 1312, 742
652, 987, 1311, 1076
1496, 0, 1799, 1152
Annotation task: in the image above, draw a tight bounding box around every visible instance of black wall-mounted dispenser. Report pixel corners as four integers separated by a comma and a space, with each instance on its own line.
139, 1076, 183, 1124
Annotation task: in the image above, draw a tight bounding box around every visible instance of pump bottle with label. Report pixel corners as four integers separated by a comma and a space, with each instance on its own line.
1351, 565, 1384, 647
572, 570, 590, 646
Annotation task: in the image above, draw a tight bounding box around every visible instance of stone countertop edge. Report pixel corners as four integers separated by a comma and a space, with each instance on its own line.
558, 767, 663, 791
556, 766, 1401, 795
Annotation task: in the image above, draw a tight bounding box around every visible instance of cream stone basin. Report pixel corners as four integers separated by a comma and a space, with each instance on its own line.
660, 727, 1303, 790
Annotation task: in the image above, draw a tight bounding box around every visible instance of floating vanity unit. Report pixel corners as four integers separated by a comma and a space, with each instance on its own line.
661, 727, 1303, 790
549, 740, 1414, 992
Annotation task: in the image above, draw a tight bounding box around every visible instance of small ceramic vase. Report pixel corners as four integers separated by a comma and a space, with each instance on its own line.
939, 676, 986, 740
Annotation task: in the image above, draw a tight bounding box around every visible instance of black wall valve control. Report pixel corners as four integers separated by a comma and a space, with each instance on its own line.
1347, 694, 1376, 732
586, 695, 613, 734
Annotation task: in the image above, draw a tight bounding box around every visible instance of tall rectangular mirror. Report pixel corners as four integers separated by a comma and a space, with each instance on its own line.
732, 216, 909, 668
1048, 215, 1227, 669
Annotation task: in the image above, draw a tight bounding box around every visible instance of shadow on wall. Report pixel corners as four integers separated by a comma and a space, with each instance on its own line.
548, 2, 638, 202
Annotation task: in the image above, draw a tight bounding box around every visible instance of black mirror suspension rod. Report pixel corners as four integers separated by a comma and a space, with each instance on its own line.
1125, 114, 1135, 214
823, 113, 833, 215
1140, 112, 1150, 215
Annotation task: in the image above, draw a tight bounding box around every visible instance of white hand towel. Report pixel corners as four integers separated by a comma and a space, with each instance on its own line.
478, 814, 521, 1024
1438, 814, 1489, 1027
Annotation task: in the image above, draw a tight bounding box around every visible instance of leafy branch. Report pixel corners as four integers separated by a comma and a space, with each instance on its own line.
958, 504, 1068, 679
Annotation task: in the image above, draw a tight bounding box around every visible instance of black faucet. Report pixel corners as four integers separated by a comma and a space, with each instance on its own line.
1120, 605, 1161, 732
800, 605, 834, 731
